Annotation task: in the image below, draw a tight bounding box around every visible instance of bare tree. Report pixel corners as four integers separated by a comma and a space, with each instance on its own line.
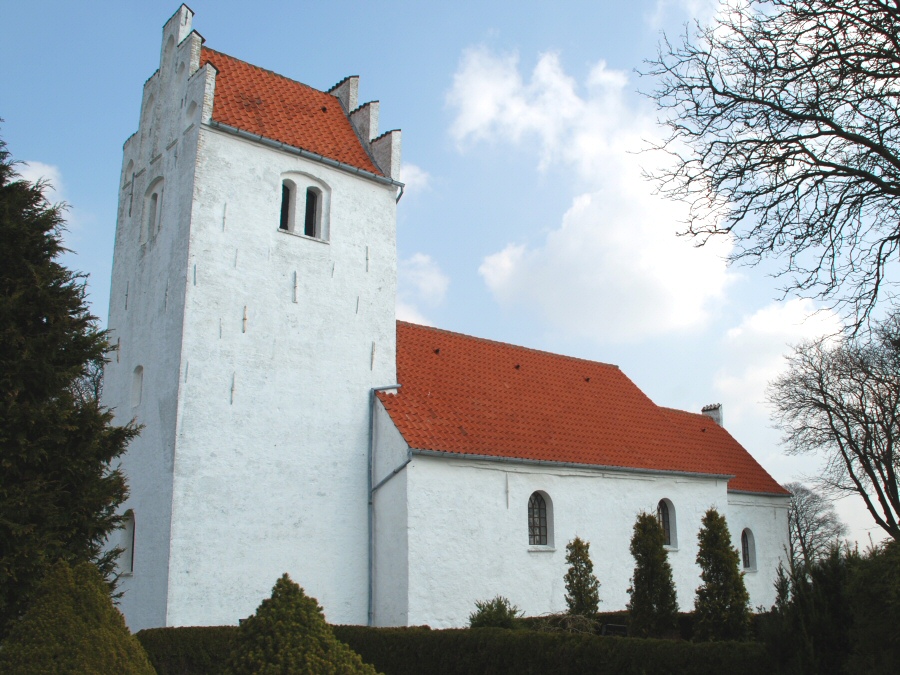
770, 317, 900, 541
68, 354, 104, 405
646, 0, 900, 327
785, 482, 847, 569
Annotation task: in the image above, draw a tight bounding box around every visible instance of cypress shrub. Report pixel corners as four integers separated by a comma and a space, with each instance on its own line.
626, 512, 679, 637
849, 540, 900, 674
468, 596, 522, 628
0, 560, 156, 675
563, 537, 601, 616
225, 573, 380, 675
693, 508, 750, 641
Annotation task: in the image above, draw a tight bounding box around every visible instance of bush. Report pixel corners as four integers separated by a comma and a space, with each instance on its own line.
849, 540, 900, 674
0, 560, 156, 675
627, 512, 679, 638
564, 536, 601, 616
225, 573, 379, 675
334, 624, 772, 675
693, 508, 750, 641
137, 626, 238, 675
468, 596, 522, 629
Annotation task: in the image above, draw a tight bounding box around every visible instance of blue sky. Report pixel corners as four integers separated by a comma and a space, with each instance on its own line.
1, 0, 881, 546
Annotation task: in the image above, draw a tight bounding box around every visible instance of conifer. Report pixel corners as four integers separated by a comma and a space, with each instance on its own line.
226, 573, 380, 675
627, 512, 678, 637
0, 138, 138, 638
564, 536, 601, 616
693, 508, 751, 641
0, 560, 156, 674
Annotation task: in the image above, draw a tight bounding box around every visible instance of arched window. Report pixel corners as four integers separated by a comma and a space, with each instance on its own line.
143, 178, 164, 243
657, 499, 677, 548
741, 529, 756, 570
131, 365, 143, 407
528, 491, 554, 546
120, 510, 136, 575
304, 187, 321, 237
278, 175, 330, 240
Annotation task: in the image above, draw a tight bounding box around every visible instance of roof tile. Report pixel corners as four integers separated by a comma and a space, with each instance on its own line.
200, 48, 381, 175
379, 322, 788, 496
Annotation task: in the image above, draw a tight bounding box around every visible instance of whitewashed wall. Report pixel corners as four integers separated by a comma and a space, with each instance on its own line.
105, 6, 400, 631
381, 454, 788, 628
104, 6, 205, 631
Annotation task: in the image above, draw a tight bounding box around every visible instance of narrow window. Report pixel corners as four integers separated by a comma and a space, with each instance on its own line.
304, 187, 320, 237
528, 492, 548, 545
280, 183, 292, 230
741, 529, 756, 570
120, 510, 136, 575
147, 192, 158, 234
131, 366, 143, 407
658, 500, 671, 546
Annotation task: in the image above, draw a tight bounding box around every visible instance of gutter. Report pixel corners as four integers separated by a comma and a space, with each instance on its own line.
367, 384, 401, 627
206, 121, 406, 200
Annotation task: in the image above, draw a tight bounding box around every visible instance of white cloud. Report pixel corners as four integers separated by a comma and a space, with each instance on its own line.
714, 298, 842, 424
646, 0, 720, 28
399, 163, 431, 193
18, 161, 64, 204
449, 48, 735, 342
396, 253, 449, 325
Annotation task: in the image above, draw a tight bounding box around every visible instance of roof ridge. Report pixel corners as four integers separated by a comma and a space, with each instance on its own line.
201, 46, 336, 100
397, 320, 621, 370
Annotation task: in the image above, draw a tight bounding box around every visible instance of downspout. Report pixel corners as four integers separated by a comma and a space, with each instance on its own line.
368, 384, 401, 627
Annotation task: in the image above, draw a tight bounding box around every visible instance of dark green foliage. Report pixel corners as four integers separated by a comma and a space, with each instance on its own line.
761, 540, 899, 675
848, 539, 900, 674
333, 624, 772, 675
225, 573, 379, 675
693, 508, 750, 641
564, 536, 600, 616
0, 560, 156, 674
0, 139, 138, 638
137, 626, 238, 675
468, 595, 522, 629
626, 512, 679, 638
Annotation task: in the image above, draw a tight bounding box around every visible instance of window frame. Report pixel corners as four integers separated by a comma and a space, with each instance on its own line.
527, 490, 554, 549
278, 174, 330, 241
657, 498, 678, 549
741, 528, 757, 571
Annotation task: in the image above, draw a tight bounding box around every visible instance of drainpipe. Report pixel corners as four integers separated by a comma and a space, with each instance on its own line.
367, 383, 401, 627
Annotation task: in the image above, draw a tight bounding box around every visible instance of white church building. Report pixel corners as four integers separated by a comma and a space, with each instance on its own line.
103, 6, 790, 632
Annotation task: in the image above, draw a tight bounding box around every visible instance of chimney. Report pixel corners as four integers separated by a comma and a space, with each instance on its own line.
701, 403, 723, 427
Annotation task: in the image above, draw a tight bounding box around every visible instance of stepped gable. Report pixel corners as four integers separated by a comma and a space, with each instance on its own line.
378, 321, 788, 496
200, 47, 381, 175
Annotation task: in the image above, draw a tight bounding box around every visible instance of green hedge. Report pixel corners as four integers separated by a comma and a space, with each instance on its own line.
333, 626, 771, 675
138, 623, 772, 675
136, 626, 238, 675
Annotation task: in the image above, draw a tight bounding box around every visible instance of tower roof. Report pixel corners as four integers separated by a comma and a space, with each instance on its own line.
200, 47, 382, 175
378, 321, 788, 496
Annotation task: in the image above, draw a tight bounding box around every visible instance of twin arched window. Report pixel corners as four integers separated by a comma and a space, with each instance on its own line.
280, 177, 328, 240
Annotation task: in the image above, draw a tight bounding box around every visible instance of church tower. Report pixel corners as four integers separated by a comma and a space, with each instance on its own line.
103, 6, 402, 631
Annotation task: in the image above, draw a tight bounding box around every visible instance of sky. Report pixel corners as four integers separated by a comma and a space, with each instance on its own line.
0, 0, 884, 548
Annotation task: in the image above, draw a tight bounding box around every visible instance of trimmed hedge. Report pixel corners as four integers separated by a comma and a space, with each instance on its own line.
332, 626, 772, 675
137, 626, 237, 675
138, 624, 772, 675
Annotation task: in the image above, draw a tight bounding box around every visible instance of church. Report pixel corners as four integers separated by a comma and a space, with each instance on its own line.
103, 6, 790, 633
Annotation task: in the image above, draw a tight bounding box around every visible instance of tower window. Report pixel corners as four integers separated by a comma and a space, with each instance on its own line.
143, 178, 164, 243
741, 529, 756, 570
278, 175, 329, 241
280, 183, 292, 231
131, 365, 143, 407
120, 510, 136, 575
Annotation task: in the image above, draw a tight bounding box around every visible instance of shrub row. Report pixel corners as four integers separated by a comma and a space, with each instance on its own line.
138, 624, 772, 675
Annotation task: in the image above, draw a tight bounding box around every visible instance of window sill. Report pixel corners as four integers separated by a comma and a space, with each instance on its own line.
528, 546, 556, 553
743, 567, 757, 573
277, 228, 329, 244
664, 545, 679, 552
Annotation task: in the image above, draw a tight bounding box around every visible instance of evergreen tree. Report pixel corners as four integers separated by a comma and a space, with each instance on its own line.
564, 536, 600, 616
0, 139, 138, 638
693, 508, 750, 641
226, 573, 379, 675
626, 512, 678, 638
0, 560, 156, 674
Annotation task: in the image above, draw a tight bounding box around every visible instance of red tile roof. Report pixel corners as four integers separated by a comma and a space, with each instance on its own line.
200, 48, 381, 175
378, 322, 788, 496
